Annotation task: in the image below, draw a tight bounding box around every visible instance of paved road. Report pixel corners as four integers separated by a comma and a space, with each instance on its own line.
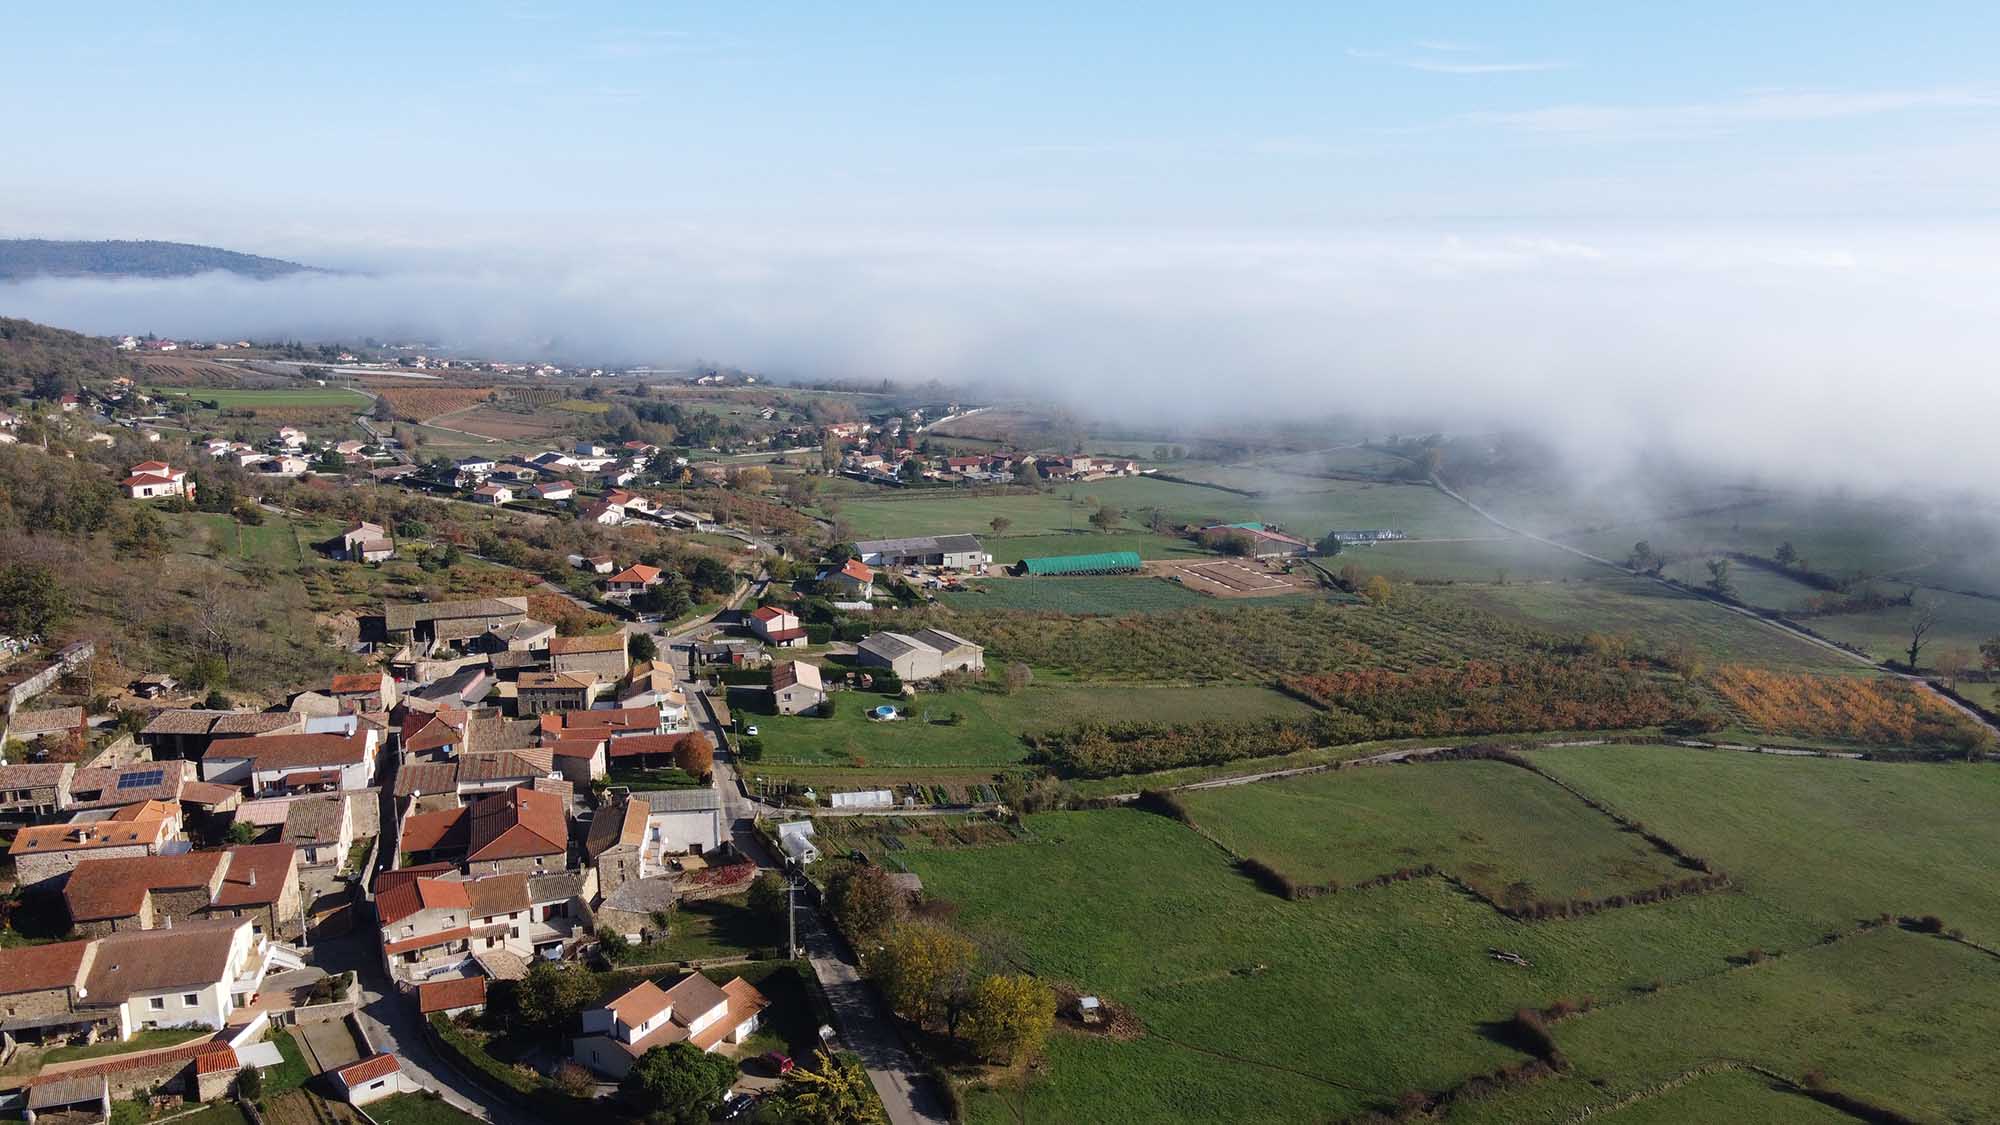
313, 933, 532, 1125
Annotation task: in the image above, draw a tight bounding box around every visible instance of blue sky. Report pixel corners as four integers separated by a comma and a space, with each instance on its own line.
7, 2, 2000, 242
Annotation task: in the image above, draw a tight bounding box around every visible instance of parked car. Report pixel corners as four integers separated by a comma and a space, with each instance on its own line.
744, 724, 760, 736
762, 1050, 795, 1075
719, 1091, 754, 1119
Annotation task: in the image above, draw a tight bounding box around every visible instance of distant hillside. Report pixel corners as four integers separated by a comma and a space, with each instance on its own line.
0, 317, 134, 395
0, 239, 322, 281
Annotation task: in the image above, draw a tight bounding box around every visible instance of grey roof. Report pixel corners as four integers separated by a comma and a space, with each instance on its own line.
384, 597, 529, 632
857, 632, 920, 661
209, 711, 306, 736
487, 619, 555, 643
486, 650, 545, 672
473, 950, 530, 981
466, 716, 541, 753
602, 877, 678, 914
910, 627, 980, 654
636, 788, 722, 814
28, 1074, 107, 1110
0, 762, 72, 788
853, 533, 984, 557
282, 794, 347, 845
409, 668, 490, 705
8, 707, 82, 736
528, 871, 585, 903
458, 750, 553, 783
140, 709, 234, 736
394, 760, 459, 797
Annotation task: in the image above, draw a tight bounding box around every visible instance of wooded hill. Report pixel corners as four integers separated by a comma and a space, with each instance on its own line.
0, 239, 321, 281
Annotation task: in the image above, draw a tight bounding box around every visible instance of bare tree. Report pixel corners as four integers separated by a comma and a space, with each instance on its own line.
1907, 597, 1941, 671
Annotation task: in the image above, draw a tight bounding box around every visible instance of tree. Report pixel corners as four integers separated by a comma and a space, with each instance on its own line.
673, 732, 714, 780
1982, 635, 2000, 672
748, 870, 790, 928
116, 506, 172, 559
1936, 646, 1973, 688
1003, 662, 1033, 695
621, 1041, 735, 1123
511, 961, 597, 1033
1316, 533, 1344, 558
825, 863, 906, 943
1774, 541, 1799, 568
202, 688, 231, 710
1361, 574, 1394, 606
1018, 461, 1042, 488
899, 458, 924, 483
0, 563, 71, 637
1907, 597, 1941, 671
962, 974, 1056, 1063
730, 465, 772, 491
629, 632, 658, 665
778, 1051, 885, 1125
1087, 504, 1121, 533
312, 448, 347, 475
1627, 541, 1660, 574
870, 923, 977, 1032
235, 1064, 263, 1102
225, 820, 259, 845
989, 516, 1012, 536
1705, 558, 1736, 599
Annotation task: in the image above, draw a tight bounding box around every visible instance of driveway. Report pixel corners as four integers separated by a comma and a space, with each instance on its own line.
311, 932, 534, 1125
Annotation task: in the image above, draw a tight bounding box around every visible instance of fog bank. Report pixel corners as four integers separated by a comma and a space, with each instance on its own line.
4, 224, 1996, 494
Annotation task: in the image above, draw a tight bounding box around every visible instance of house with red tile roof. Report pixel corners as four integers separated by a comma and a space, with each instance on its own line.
549, 631, 631, 679
603, 563, 662, 602
61, 843, 304, 940
8, 799, 184, 892
122, 461, 193, 501
817, 557, 876, 599
376, 875, 473, 982
572, 972, 769, 1078
747, 604, 807, 647
200, 729, 379, 795
467, 785, 568, 875
417, 976, 487, 1017
329, 670, 398, 711
332, 1053, 413, 1106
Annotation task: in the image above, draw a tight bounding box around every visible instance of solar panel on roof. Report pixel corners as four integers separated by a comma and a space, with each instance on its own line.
117, 768, 165, 789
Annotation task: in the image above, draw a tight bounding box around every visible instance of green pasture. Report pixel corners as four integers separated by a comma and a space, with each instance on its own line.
147, 385, 371, 408
1180, 759, 1686, 901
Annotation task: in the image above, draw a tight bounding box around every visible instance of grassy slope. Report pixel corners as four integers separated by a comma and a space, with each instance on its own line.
1180, 760, 1685, 900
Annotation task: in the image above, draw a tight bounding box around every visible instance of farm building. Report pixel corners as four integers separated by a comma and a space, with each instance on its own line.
855, 629, 985, 681
1012, 551, 1143, 577
1329, 529, 1409, 544
1201, 523, 1311, 558
853, 534, 991, 570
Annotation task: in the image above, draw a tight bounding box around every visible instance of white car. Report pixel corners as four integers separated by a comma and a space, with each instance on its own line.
744, 725, 760, 736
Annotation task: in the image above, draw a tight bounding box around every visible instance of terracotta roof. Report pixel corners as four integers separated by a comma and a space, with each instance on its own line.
335, 1053, 401, 1086
193, 1044, 240, 1075
838, 558, 874, 582
9, 707, 83, 736
0, 762, 72, 788
586, 799, 650, 859
616, 973, 735, 1055
383, 927, 471, 957
398, 807, 470, 855
771, 661, 823, 693
375, 863, 455, 892
0, 939, 92, 996
546, 735, 605, 760
548, 632, 626, 655
10, 805, 173, 855
330, 673, 385, 694
760, 627, 807, 642
64, 852, 223, 921
606, 979, 672, 1028
464, 872, 531, 918
283, 795, 347, 845
68, 761, 191, 808
457, 750, 553, 783
83, 918, 246, 1002
207, 712, 307, 736
141, 709, 233, 736
212, 844, 296, 908
467, 786, 567, 861
692, 977, 771, 1051
548, 706, 659, 731
375, 876, 471, 925
180, 781, 242, 807
401, 712, 466, 752
749, 604, 788, 623
607, 733, 703, 760
418, 977, 487, 1013
24, 1039, 221, 1089
205, 731, 368, 771
518, 672, 597, 691
607, 565, 661, 585
394, 761, 459, 797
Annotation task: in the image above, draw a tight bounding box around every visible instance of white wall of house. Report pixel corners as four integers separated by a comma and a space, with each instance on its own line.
646, 809, 721, 855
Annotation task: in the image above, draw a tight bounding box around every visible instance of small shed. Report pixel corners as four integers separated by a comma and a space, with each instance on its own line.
776, 820, 818, 864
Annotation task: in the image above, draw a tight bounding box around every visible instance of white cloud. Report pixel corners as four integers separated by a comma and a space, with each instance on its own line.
1467, 87, 2000, 135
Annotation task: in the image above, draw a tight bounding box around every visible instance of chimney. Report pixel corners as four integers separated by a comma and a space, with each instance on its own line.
248, 868, 258, 888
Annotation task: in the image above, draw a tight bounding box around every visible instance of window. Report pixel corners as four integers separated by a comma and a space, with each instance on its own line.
370, 1079, 386, 1090
183, 993, 199, 1006
149, 997, 166, 1011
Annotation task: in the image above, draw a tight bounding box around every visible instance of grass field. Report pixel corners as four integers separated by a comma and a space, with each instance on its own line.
1530, 746, 2000, 940
148, 385, 372, 408
835, 475, 1493, 542
1434, 577, 1859, 674
365, 1093, 481, 1125
1340, 537, 1608, 583
907, 810, 1801, 1124
941, 576, 1212, 614
981, 531, 1208, 564
1180, 760, 1686, 902
740, 682, 1314, 769
1801, 586, 2000, 665
898, 745, 2000, 1122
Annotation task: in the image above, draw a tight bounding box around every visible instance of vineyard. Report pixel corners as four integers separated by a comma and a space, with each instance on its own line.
940, 594, 1569, 682
1280, 658, 1703, 739
1707, 666, 1990, 750
658, 487, 815, 534
373, 385, 496, 420
941, 576, 1210, 615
